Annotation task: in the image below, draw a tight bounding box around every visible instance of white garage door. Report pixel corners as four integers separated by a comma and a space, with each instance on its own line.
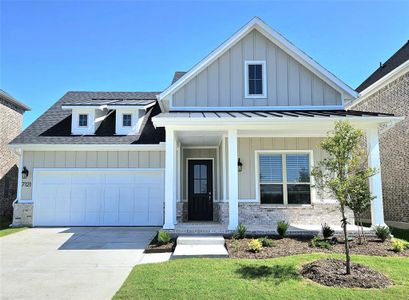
33, 169, 164, 226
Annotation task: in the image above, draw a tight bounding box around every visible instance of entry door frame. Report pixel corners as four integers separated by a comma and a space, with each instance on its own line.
186, 158, 214, 221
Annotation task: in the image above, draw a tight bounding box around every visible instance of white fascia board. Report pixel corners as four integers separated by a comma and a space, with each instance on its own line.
152, 115, 402, 128
158, 17, 358, 102
8, 143, 166, 152
347, 60, 409, 109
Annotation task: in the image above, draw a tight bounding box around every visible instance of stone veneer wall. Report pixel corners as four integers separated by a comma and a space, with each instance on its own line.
177, 201, 352, 226
353, 72, 409, 224
12, 203, 33, 227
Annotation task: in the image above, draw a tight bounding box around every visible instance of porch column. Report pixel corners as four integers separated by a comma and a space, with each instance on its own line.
367, 128, 386, 226
164, 128, 176, 229
228, 129, 239, 230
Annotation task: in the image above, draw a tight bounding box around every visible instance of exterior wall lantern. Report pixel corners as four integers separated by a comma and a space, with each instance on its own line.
22, 166, 29, 179
238, 158, 243, 172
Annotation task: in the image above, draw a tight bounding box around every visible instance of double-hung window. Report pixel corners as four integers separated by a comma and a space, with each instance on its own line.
245, 60, 267, 98
259, 152, 311, 205
122, 114, 132, 127
78, 114, 88, 127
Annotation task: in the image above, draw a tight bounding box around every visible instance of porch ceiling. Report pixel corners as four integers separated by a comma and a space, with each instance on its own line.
176, 131, 225, 147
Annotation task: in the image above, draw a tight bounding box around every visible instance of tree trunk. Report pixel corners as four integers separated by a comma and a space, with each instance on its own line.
341, 206, 351, 275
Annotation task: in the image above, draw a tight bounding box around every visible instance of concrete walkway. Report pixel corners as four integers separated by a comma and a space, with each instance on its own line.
0, 227, 159, 300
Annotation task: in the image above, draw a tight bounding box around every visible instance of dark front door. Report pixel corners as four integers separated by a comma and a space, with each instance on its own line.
188, 159, 213, 221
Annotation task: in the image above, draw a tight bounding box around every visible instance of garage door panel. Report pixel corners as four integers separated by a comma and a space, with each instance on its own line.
103, 189, 120, 212
119, 187, 134, 212
33, 169, 164, 226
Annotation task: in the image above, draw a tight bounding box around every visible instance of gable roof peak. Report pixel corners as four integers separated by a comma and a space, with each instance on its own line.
159, 17, 358, 102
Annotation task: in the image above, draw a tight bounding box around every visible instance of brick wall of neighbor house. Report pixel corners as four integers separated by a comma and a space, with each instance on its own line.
354, 72, 409, 223
0, 99, 24, 223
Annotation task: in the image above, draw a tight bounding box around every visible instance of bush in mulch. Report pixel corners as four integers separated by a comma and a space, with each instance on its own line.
225, 236, 409, 259
301, 258, 392, 289
144, 233, 176, 253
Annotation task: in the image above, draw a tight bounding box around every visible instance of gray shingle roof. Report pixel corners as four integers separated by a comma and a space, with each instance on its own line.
356, 40, 409, 92
0, 89, 31, 111
171, 71, 187, 84
10, 91, 165, 145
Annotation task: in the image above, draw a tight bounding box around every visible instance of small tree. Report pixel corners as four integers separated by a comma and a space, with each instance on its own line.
348, 170, 375, 243
312, 121, 376, 274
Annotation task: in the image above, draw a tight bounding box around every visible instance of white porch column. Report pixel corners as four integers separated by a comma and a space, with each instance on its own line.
164, 128, 176, 229
367, 128, 386, 226
228, 129, 239, 230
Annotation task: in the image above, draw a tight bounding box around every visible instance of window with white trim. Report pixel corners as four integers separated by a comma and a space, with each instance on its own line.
78, 114, 88, 127
259, 153, 311, 205
122, 114, 132, 127
245, 60, 267, 98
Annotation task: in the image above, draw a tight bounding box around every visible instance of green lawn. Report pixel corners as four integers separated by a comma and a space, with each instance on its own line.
0, 227, 26, 237
0, 218, 26, 237
114, 254, 409, 300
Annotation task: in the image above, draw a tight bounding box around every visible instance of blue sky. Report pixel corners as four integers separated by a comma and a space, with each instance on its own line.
1, 0, 409, 128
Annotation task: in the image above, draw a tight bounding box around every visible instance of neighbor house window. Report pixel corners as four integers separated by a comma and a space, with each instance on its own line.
122, 114, 132, 127
259, 152, 311, 205
78, 114, 88, 127
245, 60, 267, 98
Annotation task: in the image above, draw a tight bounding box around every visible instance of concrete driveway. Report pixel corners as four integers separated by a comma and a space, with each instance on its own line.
0, 227, 158, 300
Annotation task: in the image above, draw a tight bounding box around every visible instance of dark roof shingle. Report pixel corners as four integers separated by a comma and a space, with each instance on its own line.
0, 89, 31, 111
171, 71, 187, 84
11, 91, 164, 145
356, 41, 409, 92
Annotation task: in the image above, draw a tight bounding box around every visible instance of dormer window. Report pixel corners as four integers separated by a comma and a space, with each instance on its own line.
122, 114, 132, 127
78, 114, 88, 127
245, 60, 267, 98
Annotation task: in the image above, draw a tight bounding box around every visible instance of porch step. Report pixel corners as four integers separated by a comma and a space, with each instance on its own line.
173, 235, 229, 258
177, 235, 225, 246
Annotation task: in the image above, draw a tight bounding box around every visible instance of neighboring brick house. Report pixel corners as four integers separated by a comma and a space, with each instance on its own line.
0, 90, 30, 225
349, 41, 409, 228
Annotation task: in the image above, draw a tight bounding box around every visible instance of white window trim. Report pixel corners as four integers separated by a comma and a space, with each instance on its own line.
255, 150, 315, 206
244, 60, 267, 99
122, 113, 132, 127
78, 114, 89, 127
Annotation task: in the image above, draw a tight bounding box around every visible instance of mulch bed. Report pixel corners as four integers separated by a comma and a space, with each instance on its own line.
300, 258, 392, 288
226, 236, 409, 259
144, 235, 176, 253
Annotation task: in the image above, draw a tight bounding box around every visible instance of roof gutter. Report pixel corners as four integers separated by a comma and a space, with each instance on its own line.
8, 143, 166, 152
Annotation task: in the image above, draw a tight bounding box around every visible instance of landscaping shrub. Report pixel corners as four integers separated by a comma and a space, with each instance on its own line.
309, 236, 333, 250
277, 220, 289, 238
233, 223, 247, 239
373, 225, 391, 242
391, 239, 405, 252
321, 223, 335, 239
157, 230, 171, 245
391, 238, 409, 252
231, 238, 241, 253
248, 239, 262, 253
258, 236, 274, 247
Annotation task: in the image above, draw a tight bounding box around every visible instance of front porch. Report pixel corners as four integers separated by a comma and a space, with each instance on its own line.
153, 111, 391, 233
171, 222, 374, 236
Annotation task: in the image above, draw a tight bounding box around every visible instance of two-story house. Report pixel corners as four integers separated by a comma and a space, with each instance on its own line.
10, 18, 401, 232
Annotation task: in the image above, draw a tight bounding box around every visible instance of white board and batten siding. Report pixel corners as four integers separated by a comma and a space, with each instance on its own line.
21, 150, 165, 200
173, 29, 342, 108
